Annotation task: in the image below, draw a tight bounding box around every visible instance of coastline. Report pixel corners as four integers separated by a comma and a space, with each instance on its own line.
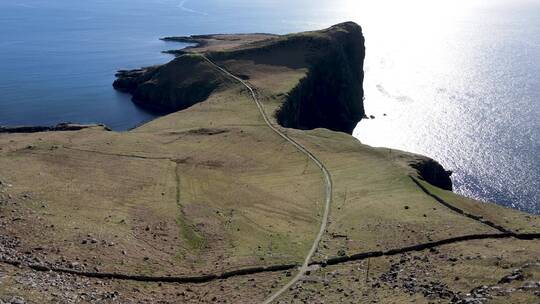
0, 25, 526, 216
0, 123, 110, 133
0, 26, 511, 213
1, 22, 539, 303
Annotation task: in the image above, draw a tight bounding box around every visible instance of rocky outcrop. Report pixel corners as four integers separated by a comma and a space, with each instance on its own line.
391, 148, 454, 190
113, 67, 160, 94
410, 158, 453, 191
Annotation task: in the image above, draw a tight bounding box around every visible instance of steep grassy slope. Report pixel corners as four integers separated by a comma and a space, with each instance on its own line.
0, 22, 539, 303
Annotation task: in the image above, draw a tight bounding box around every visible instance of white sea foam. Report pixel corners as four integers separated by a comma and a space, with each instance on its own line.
177, 0, 208, 16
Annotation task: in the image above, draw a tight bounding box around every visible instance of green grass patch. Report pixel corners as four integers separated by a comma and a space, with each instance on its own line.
176, 214, 206, 251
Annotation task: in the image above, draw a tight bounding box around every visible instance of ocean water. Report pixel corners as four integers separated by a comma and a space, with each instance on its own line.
0, 0, 538, 213
353, 0, 540, 214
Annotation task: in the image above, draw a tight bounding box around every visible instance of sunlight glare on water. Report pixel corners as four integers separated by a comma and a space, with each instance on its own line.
348, 0, 540, 213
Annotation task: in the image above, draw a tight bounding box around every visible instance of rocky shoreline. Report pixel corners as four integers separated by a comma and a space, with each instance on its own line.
0, 123, 110, 134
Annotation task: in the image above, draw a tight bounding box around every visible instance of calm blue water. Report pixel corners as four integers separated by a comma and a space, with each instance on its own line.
0, 0, 538, 213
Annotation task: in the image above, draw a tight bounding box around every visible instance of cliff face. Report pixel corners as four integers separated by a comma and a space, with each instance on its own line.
275, 22, 365, 134
409, 157, 453, 191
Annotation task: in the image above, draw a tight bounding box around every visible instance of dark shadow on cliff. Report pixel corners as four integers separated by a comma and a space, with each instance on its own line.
275, 23, 365, 134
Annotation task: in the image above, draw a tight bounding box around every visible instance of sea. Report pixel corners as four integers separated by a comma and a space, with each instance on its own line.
0, 0, 538, 214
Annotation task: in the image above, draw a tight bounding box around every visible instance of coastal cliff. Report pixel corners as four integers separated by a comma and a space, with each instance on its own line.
274, 22, 365, 134
113, 55, 231, 112
1, 22, 539, 303
114, 22, 364, 134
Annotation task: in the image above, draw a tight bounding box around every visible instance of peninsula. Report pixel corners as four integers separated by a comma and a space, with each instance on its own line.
1, 22, 539, 303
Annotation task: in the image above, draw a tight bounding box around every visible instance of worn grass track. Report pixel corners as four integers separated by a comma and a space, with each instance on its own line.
202, 55, 333, 303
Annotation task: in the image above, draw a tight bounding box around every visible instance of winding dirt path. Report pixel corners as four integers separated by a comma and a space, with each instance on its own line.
202, 55, 333, 303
